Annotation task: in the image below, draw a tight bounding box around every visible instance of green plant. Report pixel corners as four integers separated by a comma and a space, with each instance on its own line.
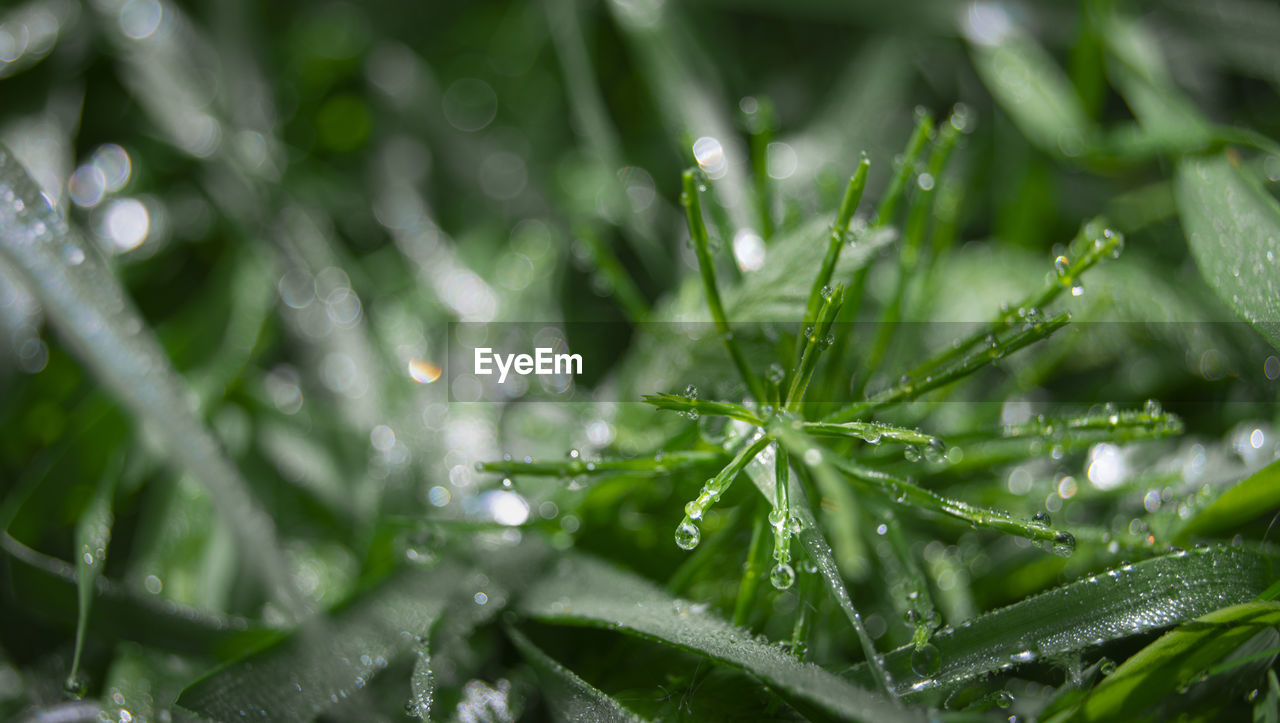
1, 0, 1279, 721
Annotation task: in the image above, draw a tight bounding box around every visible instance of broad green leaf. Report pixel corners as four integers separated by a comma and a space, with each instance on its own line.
177, 539, 549, 721
1175, 152, 1280, 351
177, 563, 463, 721
507, 626, 644, 722
852, 546, 1276, 698
1177, 459, 1280, 542
517, 552, 916, 722
964, 11, 1093, 159
1052, 602, 1280, 722
0, 147, 302, 616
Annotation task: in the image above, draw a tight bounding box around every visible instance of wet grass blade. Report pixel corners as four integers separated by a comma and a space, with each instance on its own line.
851, 546, 1277, 698
1175, 151, 1280, 351
1176, 459, 1280, 542
507, 625, 645, 722
68, 453, 124, 688
1050, 601, 1280, 722
0, 147, 303, 617
518, 552, 917, 722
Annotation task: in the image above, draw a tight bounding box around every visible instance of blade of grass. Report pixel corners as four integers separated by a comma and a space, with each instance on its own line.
507, 625, 645, 722
68, 452, 125, 689
517, 551, 917, 722
851, 546, 1278, 697
682, 169, 767, 403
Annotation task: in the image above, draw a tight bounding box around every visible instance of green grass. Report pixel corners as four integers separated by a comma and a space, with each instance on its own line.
1, 0, 1279, 721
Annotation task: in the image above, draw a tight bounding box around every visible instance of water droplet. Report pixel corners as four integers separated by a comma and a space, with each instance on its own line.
1144, 399, 1162, 416
500, 477, 513, 489
684, 384, 698, 399
924, 438, 946, 463
62, 244, 85, 266
1031, 511, 1050, 526
820, 284, 834, 300
904, 445, 922, 462
674, 520, 701, 550
1099, 659, 1116, 675
1070, 281, 1084, 297
995, 690, 1014, 708
769, 563, 796, 590
1054, 255, 1070, 276
1052, 531, 1077, 557
910, 643, 942, 676
767, 363, 785, 384
767, 508, 786, 528
685, 501, 704, 520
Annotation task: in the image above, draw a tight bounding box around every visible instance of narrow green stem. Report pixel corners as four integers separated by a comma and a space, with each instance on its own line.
744, 96, 777, 240
733, 507, 771, 627
861, 119, 961, 389
682, 169, 768, 404
788, 568, 817, 659
801, 421, 940, 447
681, 434, 773, 524
908, 219, 1122, 379
802, 157, 869, 327
577, 224, 650, 322
785, 284, 844, 411
477, 449, 727, 478
642, 394, 764, 426
875, 111, 936, 227
828, 452, 1077, 553
824, 312, 1069, 423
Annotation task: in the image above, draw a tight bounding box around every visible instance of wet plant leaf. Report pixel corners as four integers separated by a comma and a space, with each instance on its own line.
852, 546, 1277, 698
1177, 459, 1280, 542
517, 552, 917, 722
1175, 152, 1280, 351
1050, 601, 1280, 722
507, 625, 644, 722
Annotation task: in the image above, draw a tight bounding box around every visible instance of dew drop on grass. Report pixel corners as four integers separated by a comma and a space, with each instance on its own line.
1054, 255, 1070, 276
1051, 531, 1077, 557
995, 690, 1014, 709
820, 284, 834, 301
1099, 659, 1116, 675
674, 520, 701, 550
1070, 281, 1084, 297
904, 445, 922, 462
684, 501, 703, 520
769, 563, 795, 590
1031, 511, 1050, 526
566, 448, 580, 459
910, 642, 942, 676
767, 508, 786, 529
924, 438, 946, 463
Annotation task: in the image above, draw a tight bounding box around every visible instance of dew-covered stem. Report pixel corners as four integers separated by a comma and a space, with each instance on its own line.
642, 393, 764, 425
861, 116, 961, 390
0, 147, 305, 619
868, 504, 939, 649
801, 421, 941, 447
802, 157, 869, 327
681, 168, 767, 403
829, 453, 1077, 554
785, 283, 843, 411
477, 448, 727, 478
824, 312, 1069, 423
874, 111, 936, 228
908, 219, 1123, 380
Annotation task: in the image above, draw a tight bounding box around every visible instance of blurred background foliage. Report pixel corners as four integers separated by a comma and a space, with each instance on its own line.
0, 0, 1279, 720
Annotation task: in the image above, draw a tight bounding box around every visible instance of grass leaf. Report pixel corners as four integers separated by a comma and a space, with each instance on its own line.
507, 625, 645, 722
1177, 459, 1280, 542
852, 546, 1277, 698
1175, 152, 1280, 351
518, 552, 917, 722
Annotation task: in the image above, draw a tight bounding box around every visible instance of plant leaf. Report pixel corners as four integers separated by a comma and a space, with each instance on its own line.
1175, 152, 1280, 351
1177, 459, 1280, 542
0, 146, 302, 615
518, 552, 917, 722
965, 12, 1093, 159
177, 563, 463, 721
1051, 601, 1280, 722
69, 453, 123, 686
507, 625, 645, 722
851, 546, 1277, 698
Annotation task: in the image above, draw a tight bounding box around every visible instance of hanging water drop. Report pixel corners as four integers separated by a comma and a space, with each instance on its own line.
904, 445, 922, 462
924, 438, 946, 463
910, 642, 942, 676
1070, 281, 1084, 297
674, 520, 701, 550
769, 563, 796, 590
1054, 255, 1070, 277
1051, 531, 1077, 557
